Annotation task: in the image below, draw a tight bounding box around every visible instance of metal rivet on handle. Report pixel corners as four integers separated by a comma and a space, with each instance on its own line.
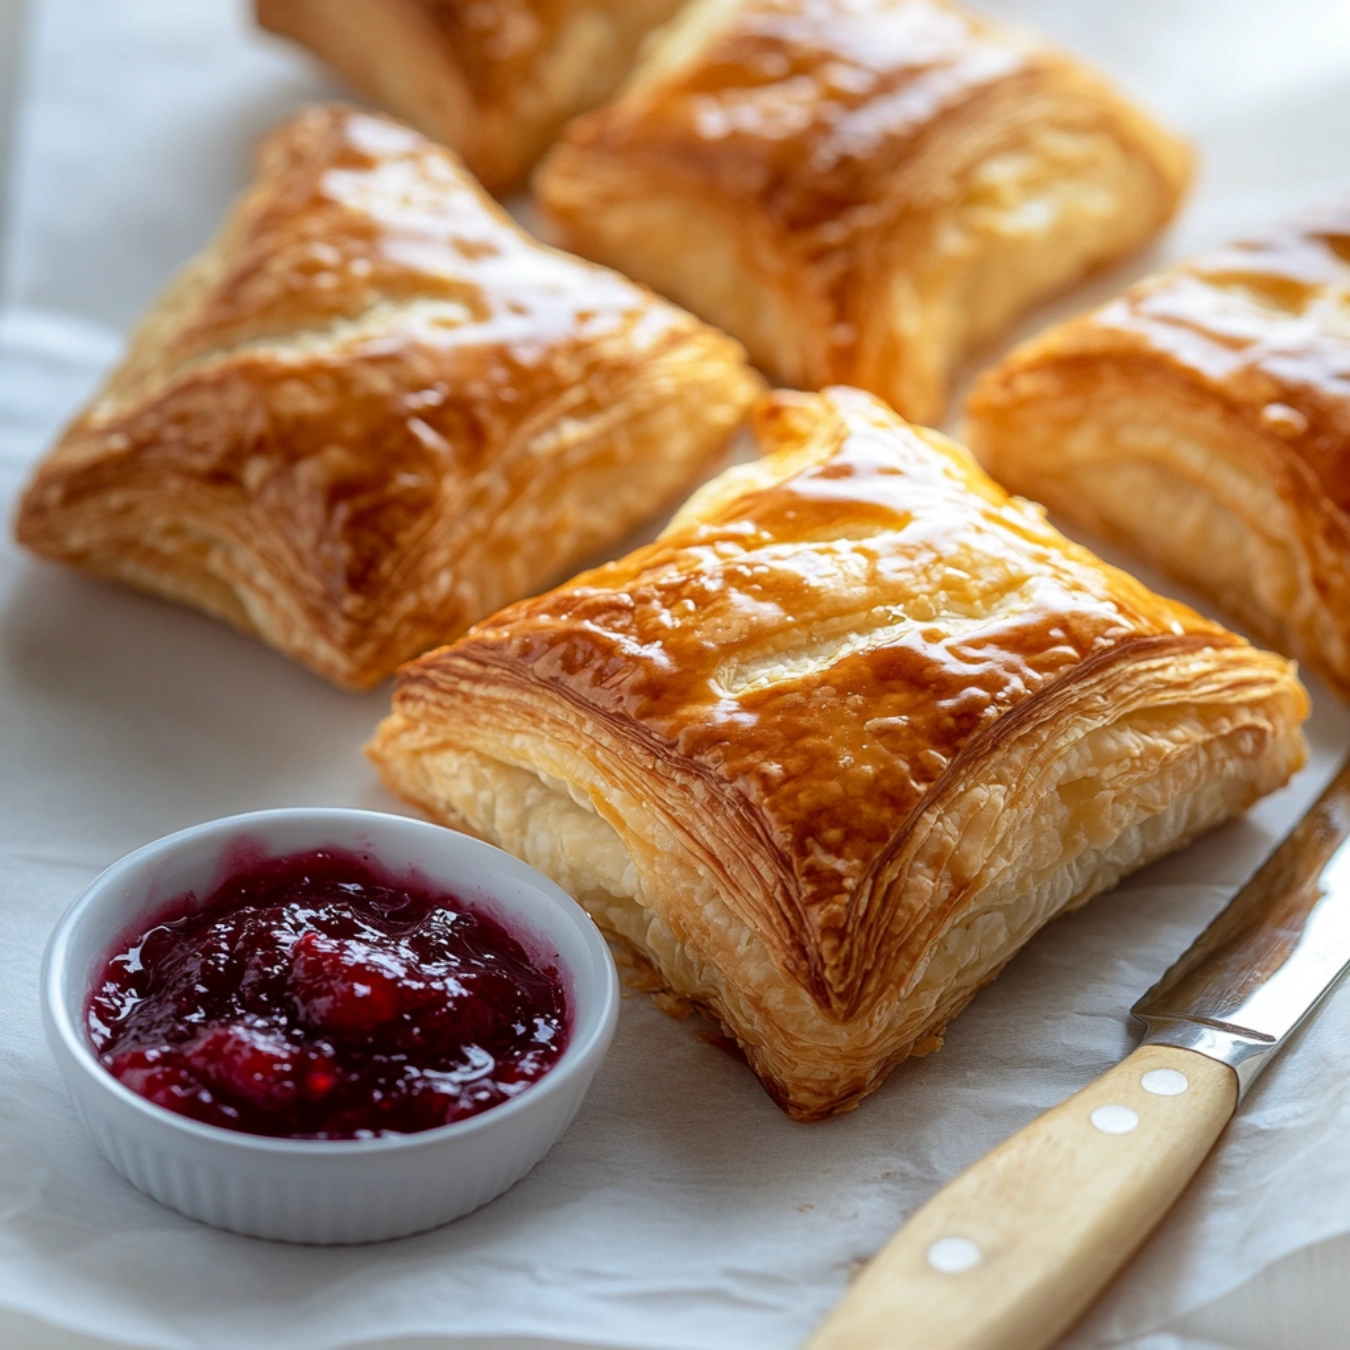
1090, 1104, 1139, 1134
926, 1237, 981, 1274
1141, 1068, 1189, 1096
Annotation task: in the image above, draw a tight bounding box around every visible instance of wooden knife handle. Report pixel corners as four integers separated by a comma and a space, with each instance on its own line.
806, 1044, 1237, 1350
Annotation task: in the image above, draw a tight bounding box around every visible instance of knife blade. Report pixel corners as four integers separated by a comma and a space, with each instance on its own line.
1133, 759, 1350, 1091
808, 758, 1350, 1350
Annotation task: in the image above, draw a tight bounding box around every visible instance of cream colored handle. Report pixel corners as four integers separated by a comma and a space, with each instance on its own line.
807, 1044, 1238, 1350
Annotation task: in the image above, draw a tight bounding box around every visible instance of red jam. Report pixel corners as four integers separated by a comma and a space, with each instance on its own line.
87, 848, 570, 1139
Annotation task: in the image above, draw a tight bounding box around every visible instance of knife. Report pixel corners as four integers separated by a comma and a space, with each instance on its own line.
807, 758, 1350, 1350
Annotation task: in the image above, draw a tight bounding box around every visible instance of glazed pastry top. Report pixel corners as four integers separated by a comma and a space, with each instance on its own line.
90, 106, 682, 419
568, 0, 1038, 250
436, 387, 1234, 908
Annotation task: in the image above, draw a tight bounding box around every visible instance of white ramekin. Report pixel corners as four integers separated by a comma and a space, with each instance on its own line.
41, 808, 619, 1244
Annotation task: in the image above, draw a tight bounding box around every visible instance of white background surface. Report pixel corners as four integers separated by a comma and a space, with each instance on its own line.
4, 2, 1350, 1348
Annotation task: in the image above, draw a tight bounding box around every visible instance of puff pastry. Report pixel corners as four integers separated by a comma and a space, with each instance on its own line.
255, 0, 686, 193
965, 209, 1350, 697
533, 0, 1192, 425
368, 386, 1308, 1119
14, 105, 761, 690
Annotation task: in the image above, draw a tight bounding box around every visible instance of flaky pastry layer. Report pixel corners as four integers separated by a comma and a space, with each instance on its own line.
965, 207, 1350, 696
14, 105, 761, 689
369, 387, 1308, 1119
534, 0, 1191, 424
256, 0, 685, 192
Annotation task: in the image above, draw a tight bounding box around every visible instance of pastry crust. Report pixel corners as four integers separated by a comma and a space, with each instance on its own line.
964, 208, 1350, 697
255, 0, 686, 192
368, 386, 1308, 1119
14, 105, 762, 690
534, 0, 1191, 425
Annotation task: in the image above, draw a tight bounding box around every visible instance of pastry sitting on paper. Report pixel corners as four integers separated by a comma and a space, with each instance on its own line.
965, 207, 1350, 699
535, 0, 1192, 425
368, 387, 1309, 1120
13, 105, 760, 690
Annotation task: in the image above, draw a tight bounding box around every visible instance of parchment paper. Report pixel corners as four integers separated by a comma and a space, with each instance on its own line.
4, 2, 1350, 1347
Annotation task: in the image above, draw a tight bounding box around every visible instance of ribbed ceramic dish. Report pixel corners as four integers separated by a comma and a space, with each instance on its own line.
41, 808, 619, 1244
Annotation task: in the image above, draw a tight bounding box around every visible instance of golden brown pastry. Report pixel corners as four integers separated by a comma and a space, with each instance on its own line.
533, 0, 1192, 426
255, 0, 687, 193
14, 106, 761, 691
368, 386, 1308, 1120
965, 209, 1350, 697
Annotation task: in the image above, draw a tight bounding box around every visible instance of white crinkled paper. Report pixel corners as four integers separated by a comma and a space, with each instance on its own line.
4, 2, 1350, 1347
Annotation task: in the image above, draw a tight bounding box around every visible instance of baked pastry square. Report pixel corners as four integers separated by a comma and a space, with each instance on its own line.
368, 386, 1308, 1119
534, 0, 1191, 425
965, 209, 1350, 697
14, 105, 761, 690
255, 0, 687, 193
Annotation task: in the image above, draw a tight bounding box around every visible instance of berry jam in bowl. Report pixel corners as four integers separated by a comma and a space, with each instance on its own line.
42, 809, 619, 1243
